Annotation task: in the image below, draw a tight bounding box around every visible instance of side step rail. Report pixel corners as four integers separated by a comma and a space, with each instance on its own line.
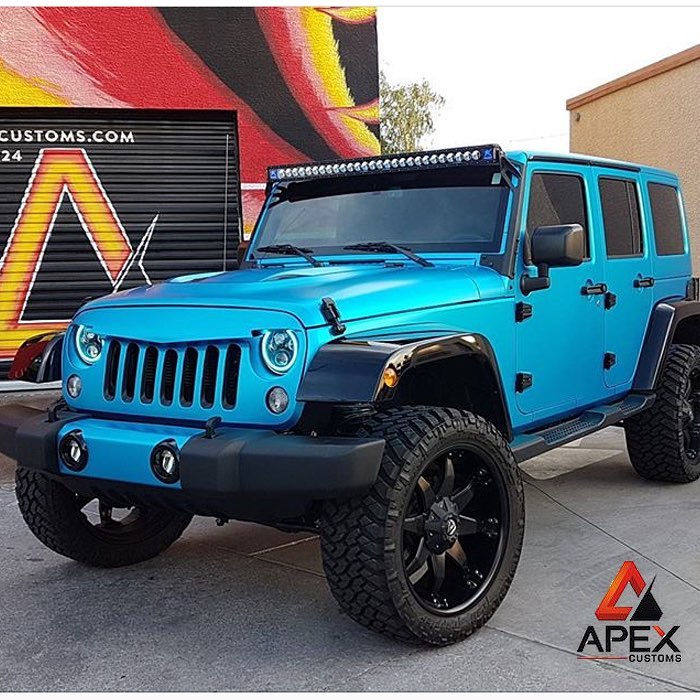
510, 393, 654, 463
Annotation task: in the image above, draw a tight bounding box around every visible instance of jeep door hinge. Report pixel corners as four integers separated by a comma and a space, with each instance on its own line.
604, 291, 617, 309
515, 302, 533, 322
320, 297, 346, 335
604, 352, 617, 370
515, 372, 533, 392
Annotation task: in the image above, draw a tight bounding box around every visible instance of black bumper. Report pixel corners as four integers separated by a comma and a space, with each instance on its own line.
0, 404, 385, 502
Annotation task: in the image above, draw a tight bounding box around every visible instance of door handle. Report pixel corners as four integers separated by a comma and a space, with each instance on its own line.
581, 283, 608, 295
634, 277, 655, 288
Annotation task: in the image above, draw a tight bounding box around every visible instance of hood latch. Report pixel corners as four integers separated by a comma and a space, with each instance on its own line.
321, 297, 346, 335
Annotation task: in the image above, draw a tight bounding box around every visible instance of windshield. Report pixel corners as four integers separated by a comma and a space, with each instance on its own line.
251, 168, 510, 257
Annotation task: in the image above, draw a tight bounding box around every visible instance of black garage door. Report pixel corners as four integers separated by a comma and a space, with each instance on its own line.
0, 108, 241, 371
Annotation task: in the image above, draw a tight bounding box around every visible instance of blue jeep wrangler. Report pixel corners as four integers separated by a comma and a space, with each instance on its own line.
1, 145, 698, 646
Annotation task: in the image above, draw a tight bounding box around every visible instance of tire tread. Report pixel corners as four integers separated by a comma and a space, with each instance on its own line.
625, 344, 700, 483
15, 466, 192, 567
320, 406, 524, 645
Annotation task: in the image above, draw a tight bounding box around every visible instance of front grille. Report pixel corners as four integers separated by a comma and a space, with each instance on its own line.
103, 341, 242, 411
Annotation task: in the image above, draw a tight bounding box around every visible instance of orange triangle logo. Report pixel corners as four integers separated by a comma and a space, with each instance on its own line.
595, 561, 647, 621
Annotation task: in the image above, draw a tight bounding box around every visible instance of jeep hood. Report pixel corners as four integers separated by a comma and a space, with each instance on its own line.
82, 263, 508, 329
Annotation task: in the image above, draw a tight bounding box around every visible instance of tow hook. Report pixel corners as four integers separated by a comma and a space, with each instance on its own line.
204, 416, 222, 439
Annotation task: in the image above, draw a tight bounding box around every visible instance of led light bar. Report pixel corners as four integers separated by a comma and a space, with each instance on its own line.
267, 144, 501, 182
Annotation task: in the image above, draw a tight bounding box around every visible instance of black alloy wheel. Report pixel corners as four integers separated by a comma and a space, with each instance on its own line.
680, 366, 700, 461
321, 407, 524, 645
401, 447, 506, 615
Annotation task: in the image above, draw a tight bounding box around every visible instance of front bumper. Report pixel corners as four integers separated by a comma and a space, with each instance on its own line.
0, 404, 384, 504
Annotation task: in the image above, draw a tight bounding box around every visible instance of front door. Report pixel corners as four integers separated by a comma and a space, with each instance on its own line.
515, 165, 605, 419
594, 169, 654, 389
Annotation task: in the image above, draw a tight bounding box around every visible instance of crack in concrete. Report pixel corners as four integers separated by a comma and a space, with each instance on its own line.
524, 479, 700, 595
321, 646, 424, 691
248, 535, 319, 557
204, 538, 326, 579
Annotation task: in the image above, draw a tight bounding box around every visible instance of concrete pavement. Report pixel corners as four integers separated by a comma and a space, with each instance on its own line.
0, 391, 698, 691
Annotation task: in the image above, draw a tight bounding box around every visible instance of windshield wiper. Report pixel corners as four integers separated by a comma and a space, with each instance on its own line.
254, 244, 323, 267
343, 241, 434, 268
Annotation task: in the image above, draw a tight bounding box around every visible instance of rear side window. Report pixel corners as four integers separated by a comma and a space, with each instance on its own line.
526, 173, 589, 256
599, 178, 642, 257
648, 183, 685, 256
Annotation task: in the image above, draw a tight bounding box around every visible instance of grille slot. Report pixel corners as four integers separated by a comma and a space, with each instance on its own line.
122, 343, 139, 402
161, 349, 178, 406
222, 344, 241, 409
141, 346, 158, 403
180, 347, 198, 407
104, 341, 121, 400
201, 346, 219, 408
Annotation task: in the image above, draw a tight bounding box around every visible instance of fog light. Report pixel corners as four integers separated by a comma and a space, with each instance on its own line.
59, 430, 88, 471
150, 440, 180, 484
266, 386, 289, 414
66, 374, 82, 398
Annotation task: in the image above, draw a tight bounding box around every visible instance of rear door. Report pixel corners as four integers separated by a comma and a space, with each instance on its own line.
594, 169, 654, 389
645, 177, 692, 303
0, 107, 241, 374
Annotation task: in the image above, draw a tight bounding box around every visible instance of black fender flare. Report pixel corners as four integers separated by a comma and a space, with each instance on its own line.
298, 333, 512, 440
634, 300, 700, 391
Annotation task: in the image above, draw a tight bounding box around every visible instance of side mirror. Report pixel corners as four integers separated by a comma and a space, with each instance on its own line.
521, 224, 584, 294
531, 224, 585, 268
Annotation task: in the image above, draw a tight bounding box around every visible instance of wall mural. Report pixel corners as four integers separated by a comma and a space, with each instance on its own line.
0, 6, 379, 229
0, 7, 379, 366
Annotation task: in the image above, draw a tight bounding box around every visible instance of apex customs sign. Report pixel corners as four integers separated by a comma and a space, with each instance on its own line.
0, 108, 241, 366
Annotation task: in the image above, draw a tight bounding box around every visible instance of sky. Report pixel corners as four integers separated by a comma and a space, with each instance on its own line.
378, 6, 700, 153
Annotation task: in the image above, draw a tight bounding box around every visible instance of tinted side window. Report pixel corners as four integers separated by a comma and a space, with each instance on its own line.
599, 178, 642, 257
648, 183, 684, 256
526, 173, 589, 256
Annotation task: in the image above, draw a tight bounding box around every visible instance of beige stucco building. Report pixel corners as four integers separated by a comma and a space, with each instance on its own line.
567, 45, 700, 270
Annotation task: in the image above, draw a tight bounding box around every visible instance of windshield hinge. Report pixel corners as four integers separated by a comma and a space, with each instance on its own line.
321, 297, 347, 335
498, 154, 521, 193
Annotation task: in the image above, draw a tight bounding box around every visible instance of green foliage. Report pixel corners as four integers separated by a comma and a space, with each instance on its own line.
379, 71, 446, 154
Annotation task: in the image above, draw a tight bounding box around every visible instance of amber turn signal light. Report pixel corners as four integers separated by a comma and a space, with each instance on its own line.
382, 366, 399, 388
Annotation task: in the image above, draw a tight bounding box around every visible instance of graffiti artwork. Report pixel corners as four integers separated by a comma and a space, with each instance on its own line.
0, 7, 380, 230
0, 7, 379, 367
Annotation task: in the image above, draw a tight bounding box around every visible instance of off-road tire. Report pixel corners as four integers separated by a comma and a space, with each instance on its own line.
625, 343, 700, 483
320, 406, 524, 645
15, 466, 192, 567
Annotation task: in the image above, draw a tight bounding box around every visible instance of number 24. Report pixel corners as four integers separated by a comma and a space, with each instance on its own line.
1, 150, 22, 162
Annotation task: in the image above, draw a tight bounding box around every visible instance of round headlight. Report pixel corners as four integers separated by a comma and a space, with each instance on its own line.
75, 324, 104, 365
261, 330, 298, 374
